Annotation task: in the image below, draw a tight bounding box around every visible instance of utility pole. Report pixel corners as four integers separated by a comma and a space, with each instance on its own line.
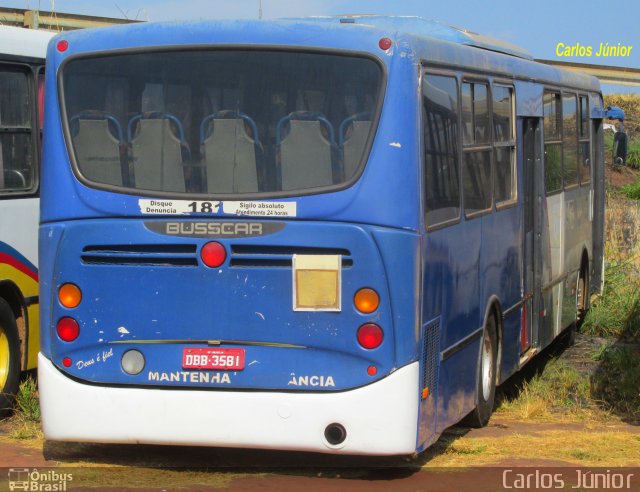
258, 0, 263, 20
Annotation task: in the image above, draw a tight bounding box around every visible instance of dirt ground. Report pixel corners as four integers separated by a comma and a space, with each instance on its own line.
606, 164, 640, 188
0, 335, 638, 491
0, 416, 638, 491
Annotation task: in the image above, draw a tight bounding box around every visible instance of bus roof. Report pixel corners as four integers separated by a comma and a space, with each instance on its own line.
0, 25, 54, 59
52, 17, 600, 93
286, 15, 533, 60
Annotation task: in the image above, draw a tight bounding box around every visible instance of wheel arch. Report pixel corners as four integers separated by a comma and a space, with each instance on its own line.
578, 247, 591, 316
481, 295, 503, 383
580, 248, 590, 277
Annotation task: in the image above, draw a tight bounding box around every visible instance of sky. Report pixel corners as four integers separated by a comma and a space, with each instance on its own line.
5, 0, 640, 93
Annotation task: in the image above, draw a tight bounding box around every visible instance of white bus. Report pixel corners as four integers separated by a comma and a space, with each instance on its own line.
0, 26, 54, 414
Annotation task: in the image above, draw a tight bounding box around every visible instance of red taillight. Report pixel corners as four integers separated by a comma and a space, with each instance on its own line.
357, 323, 384, 349
57, 317, 79, 342
378, 37, 392, 51
200, 241, 226, 268
56, 40, 69, 52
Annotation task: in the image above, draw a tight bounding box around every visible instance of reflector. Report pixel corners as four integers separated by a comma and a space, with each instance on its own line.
201, 241, 226, 268
379, 37, 392, 50
122, 350, 145, 375
292, 255, 341, 311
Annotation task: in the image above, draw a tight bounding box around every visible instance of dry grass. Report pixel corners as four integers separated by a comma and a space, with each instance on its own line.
64, 467, 245, 489
495, 359, 598, 423
583, 194, 640, 340
604, 194, 640, 275
4, 377, 43, 441
425, 429, 640, 467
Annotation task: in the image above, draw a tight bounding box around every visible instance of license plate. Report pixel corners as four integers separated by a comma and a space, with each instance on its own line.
182, 348, 245, 370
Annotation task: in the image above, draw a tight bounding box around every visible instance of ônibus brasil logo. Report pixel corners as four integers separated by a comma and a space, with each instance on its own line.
8, 468, 73, 491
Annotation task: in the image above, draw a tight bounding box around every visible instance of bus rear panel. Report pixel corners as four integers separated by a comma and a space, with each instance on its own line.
39, 20, 424, 455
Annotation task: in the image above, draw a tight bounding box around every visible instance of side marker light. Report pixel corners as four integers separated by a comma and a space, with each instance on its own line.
379, 37, 392, 51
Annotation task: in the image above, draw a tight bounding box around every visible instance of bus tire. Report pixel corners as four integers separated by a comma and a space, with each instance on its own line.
576, 265, 589, 328
0, 298, 20, 417
467, 314, 497, 428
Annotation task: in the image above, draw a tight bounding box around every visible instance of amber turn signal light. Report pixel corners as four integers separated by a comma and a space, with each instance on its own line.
354, 288, 379, 314
58, 283, 82, 308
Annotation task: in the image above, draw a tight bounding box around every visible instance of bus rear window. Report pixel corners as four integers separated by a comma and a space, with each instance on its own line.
61, 50, 382, 196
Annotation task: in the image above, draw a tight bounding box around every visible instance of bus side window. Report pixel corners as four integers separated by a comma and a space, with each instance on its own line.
493, 85, 516, 204
0, 67, 33, 192
543, 91, 562, 194
579, 96, 590, 185
423, 73, 460, 228
462, 81, 492, 214
562, 93, 578, 188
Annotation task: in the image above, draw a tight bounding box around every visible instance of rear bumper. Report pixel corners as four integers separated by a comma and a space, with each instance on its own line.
39, 354, 419, 455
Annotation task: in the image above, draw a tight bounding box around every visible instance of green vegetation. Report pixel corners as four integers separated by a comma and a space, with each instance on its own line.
604, 132, 640, 170
582, 260, 640, 339
583, 189, 640, 340
15, 377, 40, 422
619, 180, 640, 199
591, 345, 640, 421
7, 376, 42, 440
497, 359, 592, 420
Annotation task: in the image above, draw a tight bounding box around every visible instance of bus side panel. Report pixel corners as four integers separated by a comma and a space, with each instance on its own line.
590, 115, 605, 294
370, 228, 421, 367
540, 191, 564, 345
562, 186, 589, 329
371, 229, 422, 449
423, 220, 481, 434
480, 207, 522, 384
37, 224, 66, 358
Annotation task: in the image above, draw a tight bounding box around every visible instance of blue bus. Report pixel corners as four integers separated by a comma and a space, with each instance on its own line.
38, 16, 604, 455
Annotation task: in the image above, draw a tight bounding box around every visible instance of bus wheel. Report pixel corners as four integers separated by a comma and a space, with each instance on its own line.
0, 299, 20, 417
467, 314, 497, 428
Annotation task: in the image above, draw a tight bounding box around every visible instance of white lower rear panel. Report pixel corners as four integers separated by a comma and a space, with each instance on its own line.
39, 354, 419, 455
